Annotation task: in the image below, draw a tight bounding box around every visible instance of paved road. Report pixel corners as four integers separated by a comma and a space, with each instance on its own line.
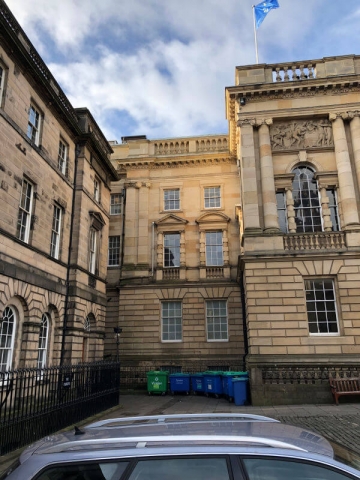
2, 393, 360, 473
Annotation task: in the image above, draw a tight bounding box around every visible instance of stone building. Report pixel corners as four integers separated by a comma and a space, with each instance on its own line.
106, 135, 245, 372
0, 0, 118, 370
225, 55, 360, 404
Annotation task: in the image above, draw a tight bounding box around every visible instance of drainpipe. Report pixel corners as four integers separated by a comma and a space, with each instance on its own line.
60, 143, 81, 366
238, 259, 249, 370
151, 222, 156, 277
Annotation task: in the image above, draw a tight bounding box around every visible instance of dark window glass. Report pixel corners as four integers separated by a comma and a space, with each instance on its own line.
35, 461, 129, 480
292, 166, 322, 233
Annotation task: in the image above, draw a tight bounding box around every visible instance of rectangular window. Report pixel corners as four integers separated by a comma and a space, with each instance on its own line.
108, 236, 120, 266
94, 177, 100, 202
162, 301, 182, 341
164, 189, 180, 210
27, 104, 42, 145
204, 186, 221, 208
50, 205, 62, 259
164, 233, 180, 267
305, 279, 339, 335
110, 193, 122, 215
89, 228, 98, 274
205, 231, 223, 266
276, 191, 288, 233
327, 189, 340, 231
58, 139, 68, 175
206, 300, 228, 341
17, 178, 33, 243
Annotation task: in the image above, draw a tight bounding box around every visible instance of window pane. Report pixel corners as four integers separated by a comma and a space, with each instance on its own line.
292, 166, 322, 233
162, 302, 182, 341
164, 233, 180, 267
206, 300, 228, 341
37, 314, 49, 370
164, 189, 180, 210
0, 307, 16, 372
128, 457, 230, 480
108, 236, 120, 266
204, 186, 221, 208
305, 279, 339, 335
206, 231, 223, 266
110, 193, 122, 215
243, 458, 352, 480
50, 205, 62, 259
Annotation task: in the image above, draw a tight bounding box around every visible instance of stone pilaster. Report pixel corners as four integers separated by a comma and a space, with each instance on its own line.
199, 231, 206, 266
180, 231, 186, 268
156, 232, 163, 268
237, 118, 261, 232
258, 119, 280, 232
329, 113, 360, 230
138, 182, 151, 265
349, 112, 360, 206
123, 182, 140, 265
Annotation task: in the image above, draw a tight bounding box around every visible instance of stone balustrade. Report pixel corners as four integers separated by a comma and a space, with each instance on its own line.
163, 268, 180, 280
154, 141, 189, 155
206, 267, 224, 278
272, 63, 316, 82
283, 232, 346, 251
236, 55, 360, 86
196, 137, 228, 152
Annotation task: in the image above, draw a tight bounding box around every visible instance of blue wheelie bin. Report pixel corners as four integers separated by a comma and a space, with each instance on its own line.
232, 377, 249, 406
222, 372, 248, 402
203, 371, 223, 398
190, 373, 204, 395
169, 373, 190, 395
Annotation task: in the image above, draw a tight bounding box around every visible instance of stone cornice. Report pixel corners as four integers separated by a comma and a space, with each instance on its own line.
116, 155, 236, 171
227, 80, 360, 106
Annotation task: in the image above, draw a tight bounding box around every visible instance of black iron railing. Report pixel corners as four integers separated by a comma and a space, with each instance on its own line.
0, 362, 120, 456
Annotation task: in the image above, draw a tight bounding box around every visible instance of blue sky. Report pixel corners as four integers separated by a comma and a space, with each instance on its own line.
6, 0, 360, 141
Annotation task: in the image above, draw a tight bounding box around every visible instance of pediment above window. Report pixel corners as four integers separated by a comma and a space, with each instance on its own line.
89, 211, 106, 230
155, 214, 188, 232
196, 212, 230, 231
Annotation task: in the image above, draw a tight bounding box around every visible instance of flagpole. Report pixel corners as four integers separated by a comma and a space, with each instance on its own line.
252, 5, 259, 64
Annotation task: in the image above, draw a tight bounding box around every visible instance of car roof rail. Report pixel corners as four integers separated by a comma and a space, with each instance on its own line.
86, 413, 279, 429
42, 435, 307, 454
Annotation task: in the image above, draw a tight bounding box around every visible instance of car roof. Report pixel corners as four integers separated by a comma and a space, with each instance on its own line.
22, 414, 334, 460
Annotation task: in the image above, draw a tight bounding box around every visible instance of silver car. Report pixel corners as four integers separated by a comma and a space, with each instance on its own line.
2, 413, 360, 479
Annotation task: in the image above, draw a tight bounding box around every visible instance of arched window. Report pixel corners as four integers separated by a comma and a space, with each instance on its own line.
292, 166, 322, 233
0, 306, 16, 372
84, 316, 91, 332
37, 314, 49, 370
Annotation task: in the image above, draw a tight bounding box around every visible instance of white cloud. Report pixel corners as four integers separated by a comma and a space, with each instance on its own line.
5, 0, 360, 140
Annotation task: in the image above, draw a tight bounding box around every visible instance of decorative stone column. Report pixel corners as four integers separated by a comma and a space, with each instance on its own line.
138, 182, 151, 265
123, 182, 139, 266
329, 113, 360, 230
180, 231, 186, 268
156, 232, 163, 268
349, 111, 360, 203
237, 118, 261, 232
223, 229, 229, 266
258, 119, 280, 232
285, 188, 297, 233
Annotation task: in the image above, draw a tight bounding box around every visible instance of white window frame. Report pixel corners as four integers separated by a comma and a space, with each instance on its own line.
50, 204, 62, 259
37, 313, 49, 370
58, 139, 68, 175
89, 228, 98, 274
0, 306, 16, 372
205, 231, 224, 266
305, 279, 339, 336
0, 61, 6, 107
17, 178, 34, 243
206, 300, 228, 341
94, 177, 100, 203
161, 301, 182, 342
110, 193, 122, 215
108, 236, 120, 266
27, 104, 42, 146
204, 186, 221, 209
164, 189, 180, 211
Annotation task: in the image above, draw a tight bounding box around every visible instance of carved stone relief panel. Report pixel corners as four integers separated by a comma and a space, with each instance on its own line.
270, 119, 333, 151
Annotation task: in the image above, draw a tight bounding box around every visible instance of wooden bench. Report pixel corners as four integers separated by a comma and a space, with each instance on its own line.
329, 377, 360, 405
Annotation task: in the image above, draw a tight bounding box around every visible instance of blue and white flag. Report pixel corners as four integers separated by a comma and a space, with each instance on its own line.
254, 0, 279, 29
